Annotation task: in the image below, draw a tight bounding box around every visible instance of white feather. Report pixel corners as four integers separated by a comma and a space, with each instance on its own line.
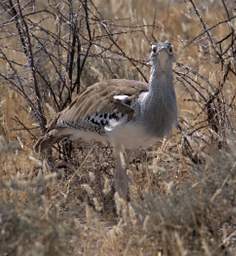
113, 95, 129, 101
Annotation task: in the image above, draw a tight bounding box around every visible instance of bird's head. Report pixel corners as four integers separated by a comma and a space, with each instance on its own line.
149, 41, 174, 71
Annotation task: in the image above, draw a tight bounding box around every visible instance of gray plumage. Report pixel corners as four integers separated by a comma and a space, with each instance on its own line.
34, 41, 178, 199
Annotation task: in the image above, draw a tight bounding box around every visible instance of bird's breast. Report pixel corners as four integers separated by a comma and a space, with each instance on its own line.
106, 122, 158, 149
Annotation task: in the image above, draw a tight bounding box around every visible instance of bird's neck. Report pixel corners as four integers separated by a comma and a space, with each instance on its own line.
148, 64, 173, 98
140, 62, 177, 137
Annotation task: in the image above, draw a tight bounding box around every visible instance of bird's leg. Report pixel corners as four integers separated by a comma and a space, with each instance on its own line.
41, 147, 56, 173
113, 145, 129, 200
156, 137, 168, 161
160, 137, 168, 151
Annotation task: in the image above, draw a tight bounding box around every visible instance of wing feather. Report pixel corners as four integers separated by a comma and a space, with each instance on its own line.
48, 79, 148, 130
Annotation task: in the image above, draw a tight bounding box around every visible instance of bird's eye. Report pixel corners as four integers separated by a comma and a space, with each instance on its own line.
168, 46, 173, 54
152, 46, 157, 53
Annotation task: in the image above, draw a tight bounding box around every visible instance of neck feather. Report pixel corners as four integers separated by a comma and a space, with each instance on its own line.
140, 62, 177, 137
148, 63, 173, 96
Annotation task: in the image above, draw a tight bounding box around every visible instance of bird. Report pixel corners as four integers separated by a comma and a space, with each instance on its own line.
34, 41, 178, 199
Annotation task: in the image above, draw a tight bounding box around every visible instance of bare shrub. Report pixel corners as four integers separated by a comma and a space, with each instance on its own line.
0, 0, 236, 255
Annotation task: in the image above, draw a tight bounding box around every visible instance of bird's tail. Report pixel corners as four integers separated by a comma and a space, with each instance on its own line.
34, 128, 70, 154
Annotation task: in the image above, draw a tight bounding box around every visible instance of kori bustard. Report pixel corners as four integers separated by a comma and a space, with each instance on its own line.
34, 42, 178, 199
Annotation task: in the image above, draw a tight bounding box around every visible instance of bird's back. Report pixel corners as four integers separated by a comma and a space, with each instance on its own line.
34, 79, 148, 153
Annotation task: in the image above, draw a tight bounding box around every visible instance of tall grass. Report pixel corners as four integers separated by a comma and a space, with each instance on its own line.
0, 0, 235, 255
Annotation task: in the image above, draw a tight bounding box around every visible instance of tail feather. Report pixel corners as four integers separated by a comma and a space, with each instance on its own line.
34, 128, 71, 154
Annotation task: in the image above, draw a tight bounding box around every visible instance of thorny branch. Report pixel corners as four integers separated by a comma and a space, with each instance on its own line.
0, 0, 235, 163
176, 0, 236, 160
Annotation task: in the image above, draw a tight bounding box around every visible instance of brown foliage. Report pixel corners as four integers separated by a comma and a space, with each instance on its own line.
0, 0, 236, 255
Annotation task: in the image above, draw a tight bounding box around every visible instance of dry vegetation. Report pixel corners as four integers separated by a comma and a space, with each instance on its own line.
0, 0, 236, 255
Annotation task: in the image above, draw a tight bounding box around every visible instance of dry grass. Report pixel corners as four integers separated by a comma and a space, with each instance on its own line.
0, 0, 236, 255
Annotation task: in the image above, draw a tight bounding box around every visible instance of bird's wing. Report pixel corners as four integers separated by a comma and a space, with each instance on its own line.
47, 79, 148, 131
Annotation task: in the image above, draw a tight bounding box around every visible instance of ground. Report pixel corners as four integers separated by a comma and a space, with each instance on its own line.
0, 0, 236, 255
